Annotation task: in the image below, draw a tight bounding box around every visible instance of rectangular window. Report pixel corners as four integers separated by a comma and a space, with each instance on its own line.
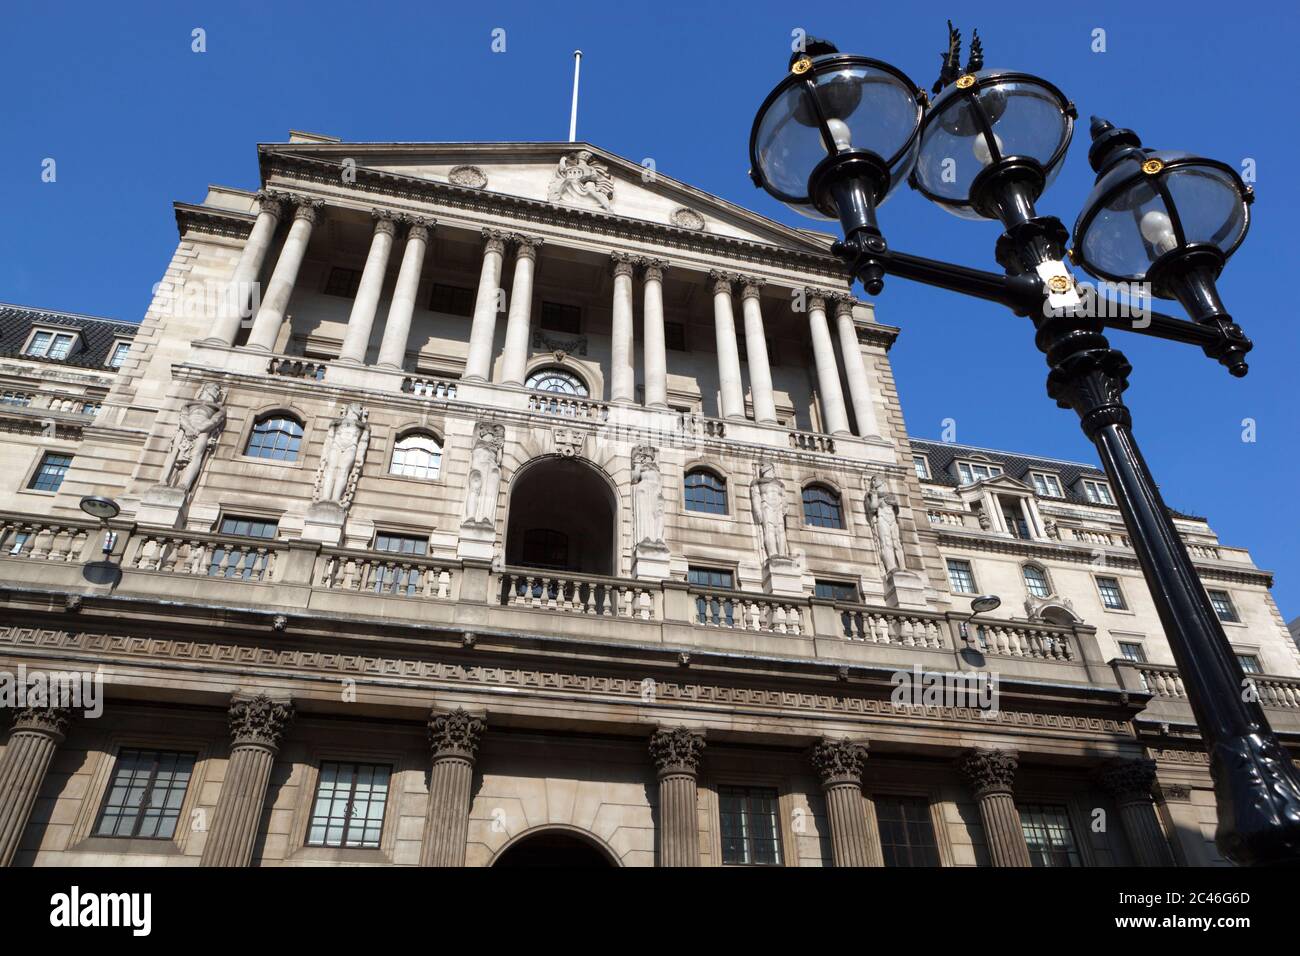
27, 452, 72, 491
1019, 804, 1082, 867
946, 559, 976, 594
1096, 576, 1128, 610
306, 761, 392, 849
956, 461, 1002, 485
688, 566, 733, 589
1236, 654, 1262, 674
1081, 479, 1114, 505
428, 282, 475, 317
24, 329, 78, 360
1, 391, 33, 406
718, 785, 782, 866
814, 580, 859, 602
1031, 472, 1063, 498
1118, 641, 1147, 663
323, 266, 362, 298
875, 795, 940, 867
107, 341, 132, 369
209, 516, 279, 580
913, 455, 930, 480
1000, 497, 1031, 539
690, 566, 735, 626
93, 748, 196, 840
540, 301, 581, 334
664, 321, 687, 352
372, 533, 429, 596
1207, 589, 1239, 623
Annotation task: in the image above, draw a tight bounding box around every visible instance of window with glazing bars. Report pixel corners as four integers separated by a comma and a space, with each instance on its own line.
875, 795, 940, 866
323, 266, 362, 298
719, 785, 782, 865
1023, 565, 1050, 598
689, 566, 734, 626
946, 559, 976, 594
1207, 590, 1239, 623
428, 282, 475, 316
1096, 576, 1127, 610
1018, 803, 1082, 867
209, 516, 278, 579
28, 452, 72, 491
306, 761, 391, 848
801, 485, 844, 529
93, 749, 196, 840
684, 469, 727, 514
372, 533, 428, 596
245, 416, 304, 461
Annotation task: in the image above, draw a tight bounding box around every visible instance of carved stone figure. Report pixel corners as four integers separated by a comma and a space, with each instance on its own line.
158, 383, 226, 494
547, 150, 614, 210
630, 445, 665, 548
749, 464, 789, 562
867, 476, 907, 574
314, 403, 370, 506
462, 422, 505, 526
1044, 517, 1061, 540
447, 164, 488, 188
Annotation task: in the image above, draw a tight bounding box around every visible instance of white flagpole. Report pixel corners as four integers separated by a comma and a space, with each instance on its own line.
568, 50, 582, 142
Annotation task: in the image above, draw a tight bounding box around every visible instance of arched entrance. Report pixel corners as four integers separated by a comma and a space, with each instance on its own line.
492, 828, 618, 867
505, 456, 616, 576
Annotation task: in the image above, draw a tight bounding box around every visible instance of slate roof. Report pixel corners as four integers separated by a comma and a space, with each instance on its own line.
0, 303, 137, 370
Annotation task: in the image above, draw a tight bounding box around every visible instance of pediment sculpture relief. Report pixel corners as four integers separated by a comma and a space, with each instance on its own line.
547, 150, 614, 211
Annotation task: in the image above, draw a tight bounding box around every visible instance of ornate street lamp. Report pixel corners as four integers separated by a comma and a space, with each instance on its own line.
750, 28, 1300, 866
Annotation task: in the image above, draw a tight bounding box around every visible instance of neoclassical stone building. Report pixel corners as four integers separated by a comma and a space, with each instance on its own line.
0, 134, 1296, 868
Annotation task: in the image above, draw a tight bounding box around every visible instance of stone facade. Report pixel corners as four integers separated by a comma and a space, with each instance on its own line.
0, 136, 1296, 867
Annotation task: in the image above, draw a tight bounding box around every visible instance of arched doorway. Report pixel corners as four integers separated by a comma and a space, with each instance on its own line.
505, 456, 616, 576
492, 828, 618, 867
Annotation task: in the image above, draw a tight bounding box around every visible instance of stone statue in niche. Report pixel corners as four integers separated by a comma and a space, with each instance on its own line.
630, 445, 665, 548
462, 422, 506, 526
749, 464, 790, 563
867, 475, 907, 574
314, 402, 370, 507
547, 150, 614, 211
157, 382, 226, 494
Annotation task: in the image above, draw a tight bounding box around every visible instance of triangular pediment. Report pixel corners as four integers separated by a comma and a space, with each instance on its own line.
260, 140, 837, 256
971, 474, 1034, 494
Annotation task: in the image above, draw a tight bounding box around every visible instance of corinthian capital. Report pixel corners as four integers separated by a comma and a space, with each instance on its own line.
401, 214, 436, 242
255, 190, 287, 218
429, 707, 485, 762
708, 270, 738, 296
809, 737, 868, 787
290, 198, 325, 224
649, 727, 706, 777
10, 705, 73, 740
512, 233, 544, 259
610, 251, 637, 277
227, 694, 294, 749
481, 228, 509, 255
1095, 757, 1158, 804
830, 292, 857, 317
958, 748, 1019, 798
639, 257, 669, 282
371, 208, 399, 236
802, 287, 836, 312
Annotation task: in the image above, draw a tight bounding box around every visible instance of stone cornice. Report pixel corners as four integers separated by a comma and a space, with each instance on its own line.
173, 202, 255, 240
258, 151, 852, 282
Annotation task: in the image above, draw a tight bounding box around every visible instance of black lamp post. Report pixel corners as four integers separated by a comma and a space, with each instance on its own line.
749, 30, 1300, 866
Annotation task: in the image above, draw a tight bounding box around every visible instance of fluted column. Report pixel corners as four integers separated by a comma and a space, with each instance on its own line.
805, 289, 851, 436
499, 236, 542, 385
0, 706, 71, 867
957, 749, 1032, 867
608, 253, 637, 403
1096, 758, 1174, 866
833, 295, 881, 437
337, 210, 398, 364
200, 695, 293, 867
641, 259, 669, 409
245, 198, 323, 351
710, 271, 745, 420
208, 190, 285, 346
810, 738, 874, 867
649, 728, 705, 867
739, 278, 778, 424
463, 230, 508, 381
376, 216, 435, 370
421, 708, 484, 867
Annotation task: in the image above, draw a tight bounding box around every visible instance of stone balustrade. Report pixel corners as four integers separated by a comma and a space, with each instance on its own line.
927, 509, 973, 529
527, 393, 609, 421
689, 587, 804, 635
974, 622, 1074, 661
838, 606, 946, 649
677, 413, 726, 439
788, 430, 835, 454
1186, 542, 1221, 560
0, 518, 93, 562
498, 569, 655, 619
401, 376, 458, 400
267, 357, 326, 381
317, 548, 454, 600
1131, 661, 1300, 710
128, 530, 283, 582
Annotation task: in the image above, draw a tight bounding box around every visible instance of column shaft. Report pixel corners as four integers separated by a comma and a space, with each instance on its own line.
710, 272, 745, 419
246, 201, 322, 351
1096, 758, 1174, 866
642, 260, 669, 409
649, 728, 705, 867
609, 255, 637, 403
833, 297, 881, 437
463, 231, 507, 381
337, 212, 397, 364
958, 749, 1032, 867
740, 280, 778, 424
806, 292, 850, 436
499, 238, 541, 386
421, 709, 484, 867
0, 708, 70, 867
209, 192, 284, 345
810, 738, 873, 867
376, 218, 433, 370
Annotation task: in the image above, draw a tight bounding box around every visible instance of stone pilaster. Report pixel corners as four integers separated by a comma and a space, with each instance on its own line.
246, 198, 323, 351
421, 708, 485, 867
809, 737, 875, 867
1096, 758, 1174, 867
0, 706, 72, 867
957, 748, 1032, 867
200, 694, 293, 867
649, 727, 705, 867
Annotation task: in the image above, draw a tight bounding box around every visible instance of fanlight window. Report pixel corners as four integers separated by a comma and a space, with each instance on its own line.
684, 469, 727, 515
525, 367, 588, 396
245, 415, 304, 461
802, 484, 845, 529
390, 432, 443, 480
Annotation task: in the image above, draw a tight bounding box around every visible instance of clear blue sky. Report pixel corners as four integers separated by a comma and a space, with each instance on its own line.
3, 1, 1297, 617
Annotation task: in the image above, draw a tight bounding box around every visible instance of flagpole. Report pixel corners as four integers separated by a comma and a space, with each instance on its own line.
568, 50, 582, 142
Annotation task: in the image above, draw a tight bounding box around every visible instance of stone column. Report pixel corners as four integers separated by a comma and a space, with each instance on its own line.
833, 295, 881, 437
245, 198, 323, 351
208, 190, 285, 346
609, 253, 637, 403
462, 230, 508, 382
957, 748, 1032, 867
1096, 758, 1174, 866
200, 695, 293, 867
739, 278, 778, 425
805, 289, 851, 436
498, 236, 542, 386
710, 271, 745, 420
376, 216, 435, 370
649, 727, 705, 867
641, 259, 669, 409
421, 708, 485, 867
0, 706, 72, 867
337, 210, 398, 364
809, 738, 874, 867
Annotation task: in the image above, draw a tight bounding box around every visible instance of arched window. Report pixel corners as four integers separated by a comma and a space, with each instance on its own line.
245, 414, 304, 461
802, 484, 844, 529
525, 367, 588, 396
390, 432, 442, 480
1023, 564, 1051, 598
684, 469, 727, 515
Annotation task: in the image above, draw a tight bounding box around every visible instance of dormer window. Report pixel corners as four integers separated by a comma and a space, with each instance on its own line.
24, 329, 79, 361
956, 460, 1002, 485
1080, 478, 1114, 505
912, 455, 930, 480
107, 339, 132, 369
1030, 472, 1063, 498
